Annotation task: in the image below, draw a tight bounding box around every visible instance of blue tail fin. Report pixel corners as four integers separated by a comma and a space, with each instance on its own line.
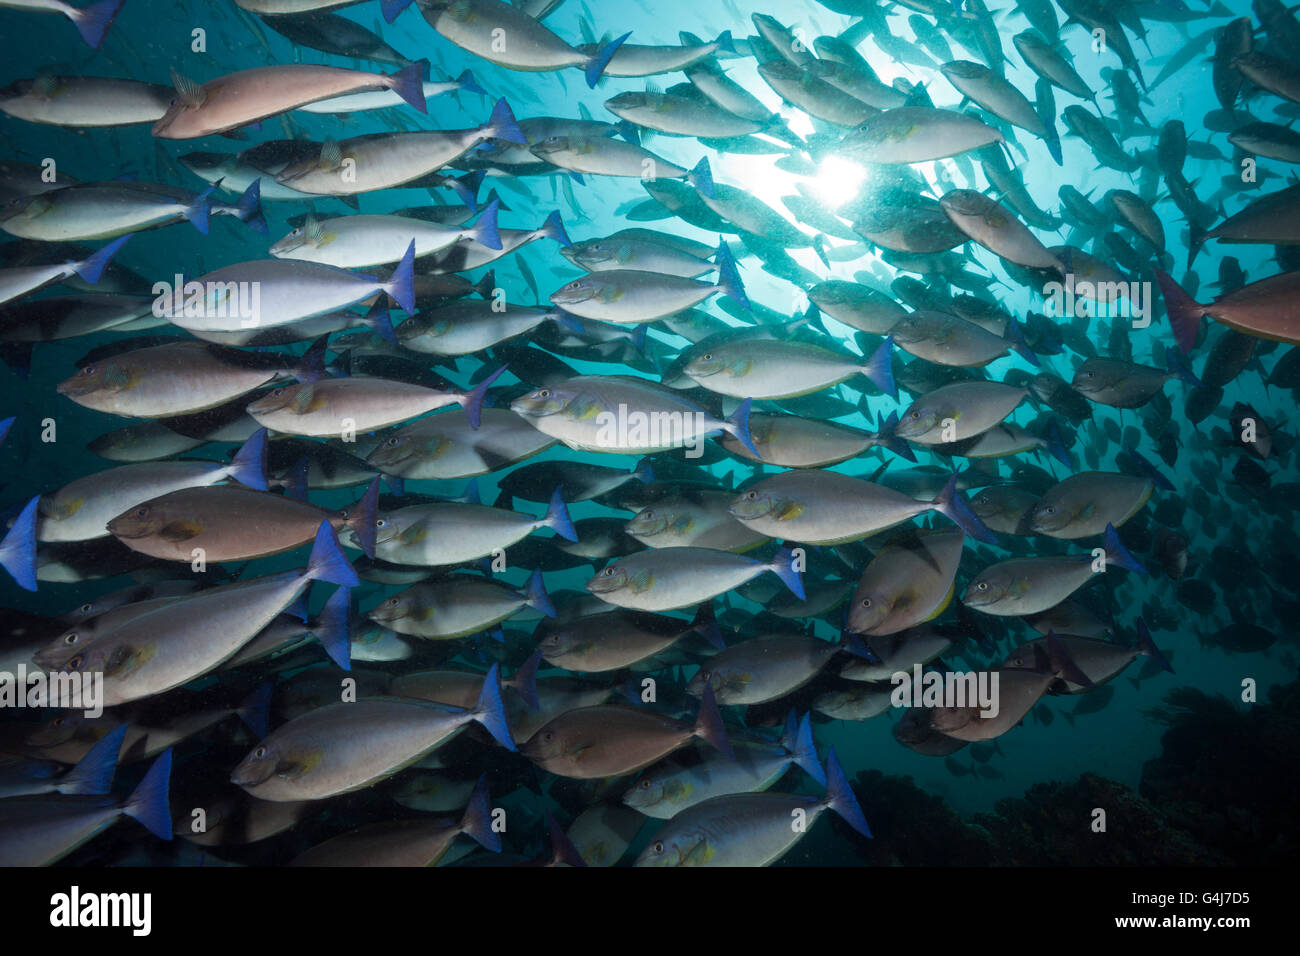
722, 396, 761, 459
472, 663, 517, 751
485, 97, 526, 144
1165, 344, 1201, 388
1103, 523, 1147, 574
73, 234, 131, 285
459, 477, 481, 506
184, 184, 214, 235
932, 473, 997, 544
234, 682, 273, 740
380, 0, 413, 23
227, 427, 268, 490
510, 647, 542, 710
344, 477, 380, 560
824, 747, 871, 838
1005, 317, 1040, 367
313, 585, 353, 671
456, 69, 487, 97
385, 240, 417, 315
860, 334, 895, 398
1044, 421, 1071, 468
463, 364, 507, 430
523, 568, 555, 618
72, 0, 124, 49
876, 410, 916, 462
447, 171, 482, 212
305, 521, 361, 588
769, 546, 805, 601
234, 178, 266, 234
690, 601, 724, 649
468, 198, 502, 250
585, 30, 632, 88
690, 156, 714, 198
293, 335, 328, 383
714, 29, 737, 54
543, 487, 577, 541
540, 210, 572, 247
122, 749, 173, 841
791, 713, 827, 786
714, 239, 748, 309
388, 62, 427, 113
59, 724, 126, 796
459, 775, 501, 852
547, 811, 588, 866
1135, 618, 1173, 673
1120, 449, 1172, 491
364, 299, 397, 345
632, 459, 655, 484
0, 496, 39, 592
283, 457, 309, 502
694, 685, 734, 759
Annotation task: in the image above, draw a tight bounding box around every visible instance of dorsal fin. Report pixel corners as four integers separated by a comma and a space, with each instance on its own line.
169, 68, 205, 108
318, 140, 342, 170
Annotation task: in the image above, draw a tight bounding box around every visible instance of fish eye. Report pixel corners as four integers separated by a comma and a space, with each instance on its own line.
538, 389, 551, 399
860, 598, 871, 608
271, 388, 285, 397
639, 779, 651, 790
1013, 657, 1022, 666
702, 353, 713, 361
375, 518, 386, 528
745, 491, 757, 500
543, 731, 554, 742
643, 510, 654, 519
52, 716, 65, 727
602, 567, 616, 576
976, 582, 988, 591
63, 632, 79, 645
135, 506, 149, 517
386, 597, 399, 607
908, 411, 921, 420
66, 655, 83, 671
700, 670, 711, 680
254, 746, 266, 758
1043, 506, 1056, 515
80, 366, 95, 375
79, 603, 93, 613
386, 437, 401, 447
652, 841, 664, 854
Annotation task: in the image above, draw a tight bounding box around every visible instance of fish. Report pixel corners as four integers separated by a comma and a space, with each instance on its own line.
368, 569, 555, 638
152, 62, 428, 139
847, 528, 965, 635
634, 748, 870, 866
1028, 472, 1154, 539
586, 545, 804, 612
44, 524, 357, 706
0, 0, 123, 49
289, 776, 500, 865
624, 712, 825, 819
522, 685, 732, 778
0, 750, 172, 867
963, 524, 1148, 616
232, 665, 516, 801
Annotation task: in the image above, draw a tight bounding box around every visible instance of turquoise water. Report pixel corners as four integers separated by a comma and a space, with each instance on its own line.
0, 0, 1296, 866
